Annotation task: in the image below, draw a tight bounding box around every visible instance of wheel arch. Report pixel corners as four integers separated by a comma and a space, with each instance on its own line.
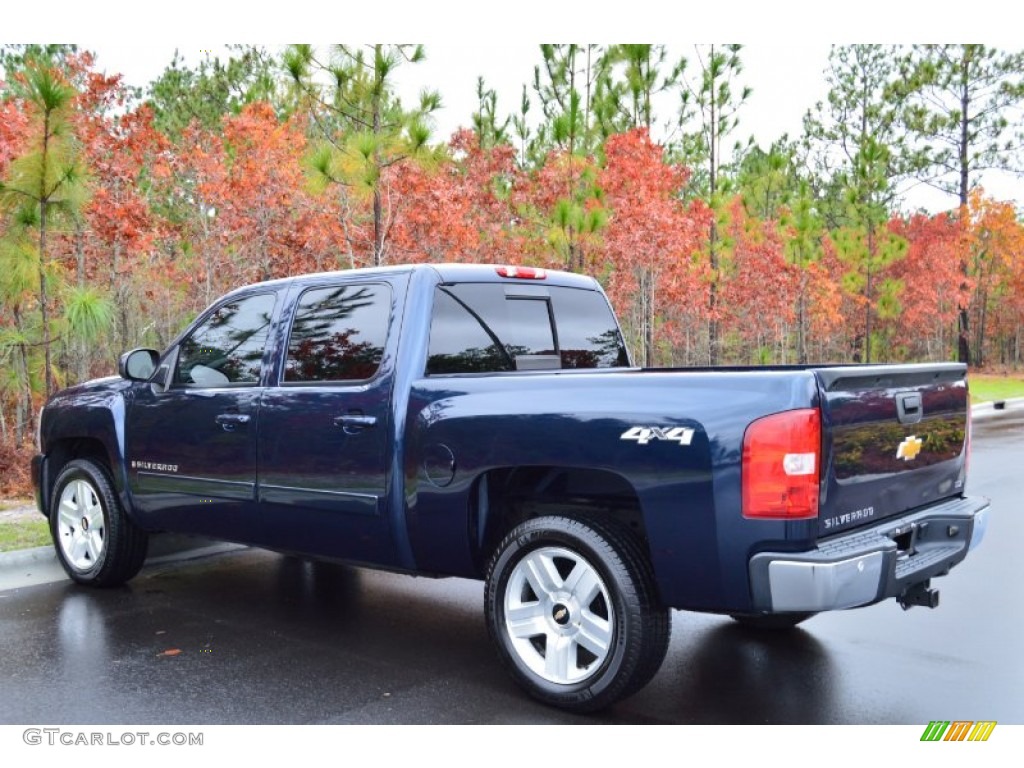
42, 437, 120, 519
469, 465, 658, 598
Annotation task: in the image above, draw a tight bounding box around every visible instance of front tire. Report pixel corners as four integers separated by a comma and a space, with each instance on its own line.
484, 516, 669, 712
50, 459, 149, 587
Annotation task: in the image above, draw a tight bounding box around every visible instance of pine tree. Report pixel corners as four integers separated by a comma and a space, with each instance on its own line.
285, 44, 440, 266
895, 44, 1024, 364
0, 57, 90, 398
677, 44, 751, 365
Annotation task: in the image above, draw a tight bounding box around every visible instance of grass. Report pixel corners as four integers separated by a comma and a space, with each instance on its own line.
969, 373, 1024, 404
0, 520, 51, 552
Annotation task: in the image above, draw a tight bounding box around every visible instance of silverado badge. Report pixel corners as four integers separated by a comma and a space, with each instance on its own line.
896, 435, 923, 461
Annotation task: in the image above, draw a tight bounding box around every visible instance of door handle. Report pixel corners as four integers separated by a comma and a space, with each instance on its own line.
215, 413, 251, 431
333, 414, 377, 430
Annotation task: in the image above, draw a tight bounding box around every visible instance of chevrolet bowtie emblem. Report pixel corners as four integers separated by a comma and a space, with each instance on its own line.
897, 435, 923, 461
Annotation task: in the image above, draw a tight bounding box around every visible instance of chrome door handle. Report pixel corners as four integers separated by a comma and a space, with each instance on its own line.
215, 413, 251, 431
333, 414, 377, 429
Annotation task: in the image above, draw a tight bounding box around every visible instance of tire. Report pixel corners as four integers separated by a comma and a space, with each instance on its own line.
729, 612, 816, 630
484, 516, 670, 713
49, 459, 149, 587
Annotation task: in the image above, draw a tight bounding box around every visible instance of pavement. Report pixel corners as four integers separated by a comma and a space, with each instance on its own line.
0, 397, 1020, 590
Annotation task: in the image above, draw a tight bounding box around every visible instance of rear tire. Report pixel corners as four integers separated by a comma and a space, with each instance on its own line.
729, 612, 816, 630
485, 516, 670, 712
50, 459, 149, 587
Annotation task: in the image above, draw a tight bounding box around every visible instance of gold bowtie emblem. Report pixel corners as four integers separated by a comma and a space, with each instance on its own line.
896, 435, 923, 461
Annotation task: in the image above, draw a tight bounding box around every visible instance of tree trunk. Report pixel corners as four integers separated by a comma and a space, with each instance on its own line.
956, 51, 972, 365
976, 286, 988, 368
797, 278, 808, 365
38, 201, 53, 398
12, 304, 33, 444
639, 268, 654, 367
75, 222, 89, 384
372, 45, 385, 267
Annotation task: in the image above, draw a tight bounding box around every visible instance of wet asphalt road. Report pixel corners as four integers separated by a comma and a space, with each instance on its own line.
0, 411, 1020, 725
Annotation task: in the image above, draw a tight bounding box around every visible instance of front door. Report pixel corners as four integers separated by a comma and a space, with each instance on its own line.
126, 291, 278, 541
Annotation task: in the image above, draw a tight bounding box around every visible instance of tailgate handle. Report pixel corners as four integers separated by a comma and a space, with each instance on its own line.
896, 392, 923, 425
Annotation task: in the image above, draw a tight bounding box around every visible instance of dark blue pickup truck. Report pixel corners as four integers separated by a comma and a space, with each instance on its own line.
31, 263, 989, 711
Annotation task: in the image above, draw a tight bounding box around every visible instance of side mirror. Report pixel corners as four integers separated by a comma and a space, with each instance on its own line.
119, 348, 160, 381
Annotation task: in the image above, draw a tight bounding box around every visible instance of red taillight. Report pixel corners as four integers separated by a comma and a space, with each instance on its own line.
742, 408, 821, 519
964, 407, 972, 478
496, 265, 547, 279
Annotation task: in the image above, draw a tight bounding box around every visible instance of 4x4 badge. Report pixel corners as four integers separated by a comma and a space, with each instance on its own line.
896, 435, 923, 461
620, 426, 694, 446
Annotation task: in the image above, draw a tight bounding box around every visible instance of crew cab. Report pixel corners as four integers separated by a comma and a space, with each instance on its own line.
31, 263, 989, 712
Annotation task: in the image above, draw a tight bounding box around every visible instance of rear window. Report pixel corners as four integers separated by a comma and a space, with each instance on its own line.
427, 283, 628, 375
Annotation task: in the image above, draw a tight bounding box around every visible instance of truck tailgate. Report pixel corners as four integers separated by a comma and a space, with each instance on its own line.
815, 363, 969, 537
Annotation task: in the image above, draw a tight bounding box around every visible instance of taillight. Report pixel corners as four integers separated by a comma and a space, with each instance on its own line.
963, 407, 972, 483
495, 266, 547, 279
742, 408, 821, 519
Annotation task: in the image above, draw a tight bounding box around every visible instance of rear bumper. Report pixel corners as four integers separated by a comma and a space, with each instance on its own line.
748, 495, 990, 613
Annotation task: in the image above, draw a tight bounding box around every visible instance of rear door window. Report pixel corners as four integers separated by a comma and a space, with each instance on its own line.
283, 283, 390, 382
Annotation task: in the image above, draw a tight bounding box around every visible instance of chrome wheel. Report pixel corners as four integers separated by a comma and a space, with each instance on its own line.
486, 516, 670, 712
504, 545, 614, 684
56, 478, 106, 572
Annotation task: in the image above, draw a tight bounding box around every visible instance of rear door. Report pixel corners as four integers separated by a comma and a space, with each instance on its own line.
815, 363, 970, 536
257, 277, 403, 564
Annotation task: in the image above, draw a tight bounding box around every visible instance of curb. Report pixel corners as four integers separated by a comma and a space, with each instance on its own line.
0, 544, 58, 571
0, 533, 247, 583
971, 396, 1024, 420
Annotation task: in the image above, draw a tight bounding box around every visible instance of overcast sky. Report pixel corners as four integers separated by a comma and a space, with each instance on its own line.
10, 1, 1024, 213
80, 42, 834, 147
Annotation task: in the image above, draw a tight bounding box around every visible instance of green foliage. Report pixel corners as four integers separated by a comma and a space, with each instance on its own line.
781, 180, 823, 266
895, 44, 1024, 205
802, 45, 907, 226
286, 43, 439, 265
0, 55, 91, 399
736, 138, 804, 220
833, 224, 908, 362
472, 77, 511, 149
529, 44, 609, 163
598, 45, 684, 135
63, 286, 113, 343
146, 46, 281, 139
0, 236, 38, 299
0, 44, 78, 79
676, 44, 752, 200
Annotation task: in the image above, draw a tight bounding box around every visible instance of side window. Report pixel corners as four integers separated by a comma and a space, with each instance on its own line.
284, 283, 390, 382
175, 293, 277, 386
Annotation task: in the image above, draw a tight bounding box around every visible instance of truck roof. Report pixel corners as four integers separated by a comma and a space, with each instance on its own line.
221, 263, 601, 297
